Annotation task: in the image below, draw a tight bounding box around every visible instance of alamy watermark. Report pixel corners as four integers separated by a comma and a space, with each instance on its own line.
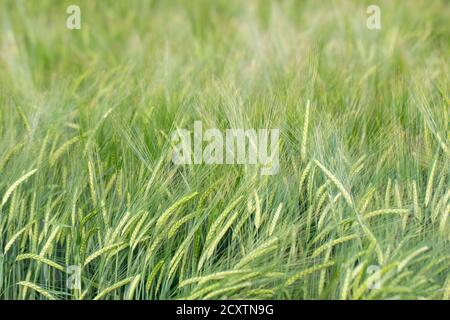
42, 264, 81, 290
367, 264, 382, 290
65, 4, 379, 31
171, 121, 280, 175
366, 5, 381, 30
66, 265, 81, 290
66, 5, 81, 30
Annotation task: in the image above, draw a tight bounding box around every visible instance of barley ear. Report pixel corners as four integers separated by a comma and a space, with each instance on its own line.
17, 281, 56, 300
314, 160, 353, 207
301, 99, 311, 160
1, 169, 37, 209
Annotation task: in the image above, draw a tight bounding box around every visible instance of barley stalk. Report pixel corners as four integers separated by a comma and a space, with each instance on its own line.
125, 274, 141, 300
156, 192, 199, 229
439, 204, 450, 236
4, 222, 33, 254
285, 261, 335, 286
311, 235, 358, 258
93, 276, 136, 300
384, 178, 392, 208
424, 157, 437, 207
353, 263, 397, 299
15, 253, 65, 272
254, 191, 261, 229
50, 136, 79, 165
412, 180, 421, 222
87, 160, 97, 207
130, 211, 149, 248
0, 143, 25, 171
364, 208, 409, 219
443, 277, 450, 300
1, 169, 37, 209
179, 270, 250, 288
318, 246, 332, 296
39, 226, 61, 256
301, 99, 311, 160
359, 187, 375, 212
168, 212, 197, 239
268, 203, 283, 236
203, 282, 252, 299
235, 237, 278, 268
205, 196, 242, 243
83, 242, 125, 267
299, 161, 312, 192
398, 246, 429, 271
17, 281, 56, 300
146, 260, 165, 292
198, 210, 241, 271
314, 160, 353, 207
340, 269, 352, 300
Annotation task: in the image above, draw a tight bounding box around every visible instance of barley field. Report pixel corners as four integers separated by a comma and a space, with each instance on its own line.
0, 0, 449, 300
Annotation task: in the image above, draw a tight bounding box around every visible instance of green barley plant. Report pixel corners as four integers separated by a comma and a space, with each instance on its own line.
0, 0, 448, 300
